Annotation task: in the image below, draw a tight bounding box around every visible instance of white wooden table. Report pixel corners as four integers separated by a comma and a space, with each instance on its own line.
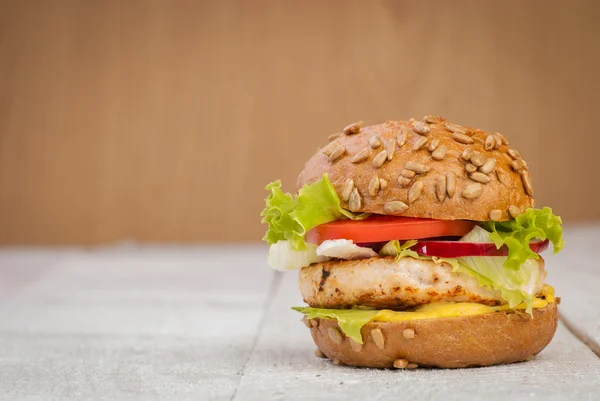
0, 227, 599, 401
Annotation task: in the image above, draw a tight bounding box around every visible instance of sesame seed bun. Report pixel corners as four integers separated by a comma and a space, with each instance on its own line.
307, 302, 558, 369
297, 118, 534, 222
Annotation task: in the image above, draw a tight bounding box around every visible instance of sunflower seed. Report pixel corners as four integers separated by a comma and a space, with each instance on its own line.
328, 132, 342, 141
350, 148, 370, 163
508, 149, 521, 160
341, 178, 354, 201
343, 121, 363, 135
397, 128, 409, 147
496, 169, 509, 185
349, 188, 362, 212
349, 338, 363, 352
424, 115, 445, 124
328, 327, 343, 345
314, 349, 326, 358
453, 132, 474, 144
489, 209, 502, 221
446, 171, 456, 198
328, 145, 346, 162
371, 328, 385, 350
407, 363, 419, 369
470, 172, 491, 183
405, 161, 430, 174
508, 205, 522, 218
462, 183, 483, 199
436, 175, 446, 202
408, 181, 424, 204
302, 316, 311, 328
461, 147, 474, 161
384, 200, 409, 215
321, 140, 339, 156
384, 139, 396, 160
521, 171, 534, 196
409, 118, 416, 123
495, 132, 509, 145
511, 159, 526, 172
493, 134, 503, 149
465, 163, 477, 173
379, 178, 388, 190
372, 150, 388, 168
393, 359, 409, 369
431, 145, 447, 161
413, 136, 428, 151
310, 319, 319, 328
368, 176, 380, 197
397, 176, 412, 187
484, 135, 495, 151
479, 158, 497, 174
413, 121, 430, 135
445, 122, 466, 134
369, 135, 383, 149
403, 328, 415, 339
428, 138, 440, 152
470, 152, 486, 167
401, 169, 416, 179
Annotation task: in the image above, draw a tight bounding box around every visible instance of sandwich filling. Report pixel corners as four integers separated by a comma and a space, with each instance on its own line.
261, 174, 564, 341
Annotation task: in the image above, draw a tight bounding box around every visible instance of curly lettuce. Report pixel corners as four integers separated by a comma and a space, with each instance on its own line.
480, 207, 564, 271
291, 307, 379, 343
433, 251, 543, 313
379, 239, 419, 259
454, 211, 564, 313
261, 174, 365, 251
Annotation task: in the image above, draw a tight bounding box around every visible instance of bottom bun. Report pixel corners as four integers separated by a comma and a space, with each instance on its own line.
309, 303, 558, 368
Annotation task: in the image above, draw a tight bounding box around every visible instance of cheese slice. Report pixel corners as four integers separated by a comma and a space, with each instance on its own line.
374, 285, 554, 323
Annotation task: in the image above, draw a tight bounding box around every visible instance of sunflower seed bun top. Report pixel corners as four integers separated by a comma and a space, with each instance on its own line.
297, 117, 534, 222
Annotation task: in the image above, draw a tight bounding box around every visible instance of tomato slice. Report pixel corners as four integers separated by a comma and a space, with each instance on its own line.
305, 215, 477, 245
412, 239, 550, 258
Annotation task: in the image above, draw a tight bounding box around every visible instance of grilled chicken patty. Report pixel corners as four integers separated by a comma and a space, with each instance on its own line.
299, 256, 546, 310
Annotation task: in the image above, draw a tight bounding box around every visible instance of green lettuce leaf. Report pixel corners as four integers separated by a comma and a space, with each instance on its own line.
379, 239, 419, 259
480, 207, 564, 270
455, 225, 546, 312
261, 174, 366, 251
292, 306, 378, 343
459, 257, 541, 313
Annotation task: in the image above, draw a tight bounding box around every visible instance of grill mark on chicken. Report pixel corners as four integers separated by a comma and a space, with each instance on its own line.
318, 267, 331, 292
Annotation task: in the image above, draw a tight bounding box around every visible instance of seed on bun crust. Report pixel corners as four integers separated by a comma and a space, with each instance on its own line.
298, 118, 534, 222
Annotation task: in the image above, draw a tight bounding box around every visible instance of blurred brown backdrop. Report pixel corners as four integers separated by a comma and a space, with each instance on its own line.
0, 0, 599, 245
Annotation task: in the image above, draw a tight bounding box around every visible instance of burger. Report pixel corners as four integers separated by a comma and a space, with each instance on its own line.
261, 117, 564, 369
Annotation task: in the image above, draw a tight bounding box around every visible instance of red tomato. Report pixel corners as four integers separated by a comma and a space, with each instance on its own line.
305, 215, 477, 245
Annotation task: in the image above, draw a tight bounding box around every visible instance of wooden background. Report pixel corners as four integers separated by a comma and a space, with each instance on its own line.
0, 0, 599, 245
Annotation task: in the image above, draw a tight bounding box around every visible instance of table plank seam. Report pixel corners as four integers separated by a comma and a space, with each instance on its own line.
228, 271, 282, 401
559, 313, 600, 359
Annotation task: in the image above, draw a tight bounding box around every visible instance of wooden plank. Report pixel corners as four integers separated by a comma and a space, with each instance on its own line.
0, 246, 275, 401
1, 1, 600, 244
548, 226, 600, 356
235, 267, 600, 401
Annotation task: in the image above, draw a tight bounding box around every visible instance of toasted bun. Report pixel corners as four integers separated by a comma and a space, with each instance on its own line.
297, 118, 534, 221
307, 302, 558, 369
